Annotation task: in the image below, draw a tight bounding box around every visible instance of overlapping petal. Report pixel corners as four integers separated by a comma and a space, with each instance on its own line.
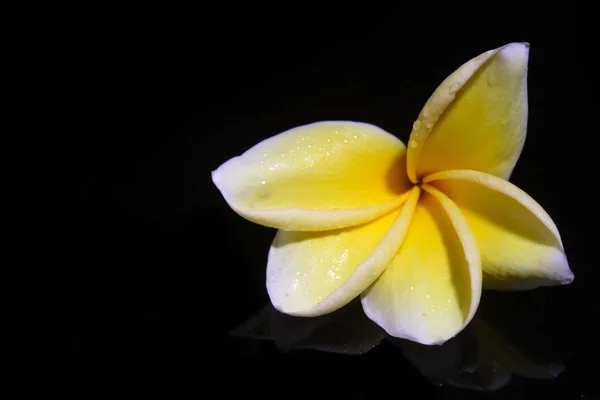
212, 121, 411, 231
361, 186, 481, 345
407, 42, 529, 183
267, 187, 420, 317
425, 170, 573, 289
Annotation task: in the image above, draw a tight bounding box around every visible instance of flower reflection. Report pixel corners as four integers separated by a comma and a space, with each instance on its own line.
231, 297, 385, 355
232, 292, 565, 392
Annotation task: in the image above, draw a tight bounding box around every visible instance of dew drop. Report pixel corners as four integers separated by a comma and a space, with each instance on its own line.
256, 184, 269, 198
426, 294, 430, 299
409, 140, 418, 148
344, 139, 348, 143
425, 122, 434, 129
410, 286, 414, 291
261, 180, 266, 185
423, 107, 431, 118
413, 120, 422, 131
449, 83, 460, 93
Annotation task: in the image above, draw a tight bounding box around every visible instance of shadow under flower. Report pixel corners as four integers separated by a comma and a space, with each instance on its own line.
231, 291, 566, 392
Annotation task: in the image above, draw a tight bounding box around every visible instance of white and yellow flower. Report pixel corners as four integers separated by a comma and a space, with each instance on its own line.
212, 42, 574, 345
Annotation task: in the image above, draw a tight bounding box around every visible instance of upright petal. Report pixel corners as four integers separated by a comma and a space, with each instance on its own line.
425, 170, 574, 289
267, 187, 420, 317
361, 186, 482, 345
407, 43, 529, 183
213, 121, 411, 231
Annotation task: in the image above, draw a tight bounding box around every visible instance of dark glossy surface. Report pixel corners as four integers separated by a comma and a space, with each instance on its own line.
63, 5, 597, 398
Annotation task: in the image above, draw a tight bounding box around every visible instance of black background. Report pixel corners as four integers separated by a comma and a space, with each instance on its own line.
63, 4, 598, 398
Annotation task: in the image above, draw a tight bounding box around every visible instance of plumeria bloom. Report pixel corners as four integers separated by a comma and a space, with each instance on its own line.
212, 42, 574, 345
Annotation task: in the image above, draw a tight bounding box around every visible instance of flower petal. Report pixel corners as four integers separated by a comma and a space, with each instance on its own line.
361, 185, 482, 345
212, 121, 410, 231
424, 170, 574, 289
407, 42, 529, 183
267, 187, 420, 317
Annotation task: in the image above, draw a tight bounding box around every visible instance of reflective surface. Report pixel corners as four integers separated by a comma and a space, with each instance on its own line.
63, 5, 597, 398
232, 292, 569, 392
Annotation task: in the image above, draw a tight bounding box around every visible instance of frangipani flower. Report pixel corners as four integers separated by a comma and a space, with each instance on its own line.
212, 42, 574, 345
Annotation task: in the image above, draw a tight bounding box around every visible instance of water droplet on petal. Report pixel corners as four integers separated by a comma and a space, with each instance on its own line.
426, 121, 434, 129
409, 140, 418, 148
257, 181, 269, 198
423, 107, 430, 118
449, 83, 460, 93
413, 120, 422, 131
